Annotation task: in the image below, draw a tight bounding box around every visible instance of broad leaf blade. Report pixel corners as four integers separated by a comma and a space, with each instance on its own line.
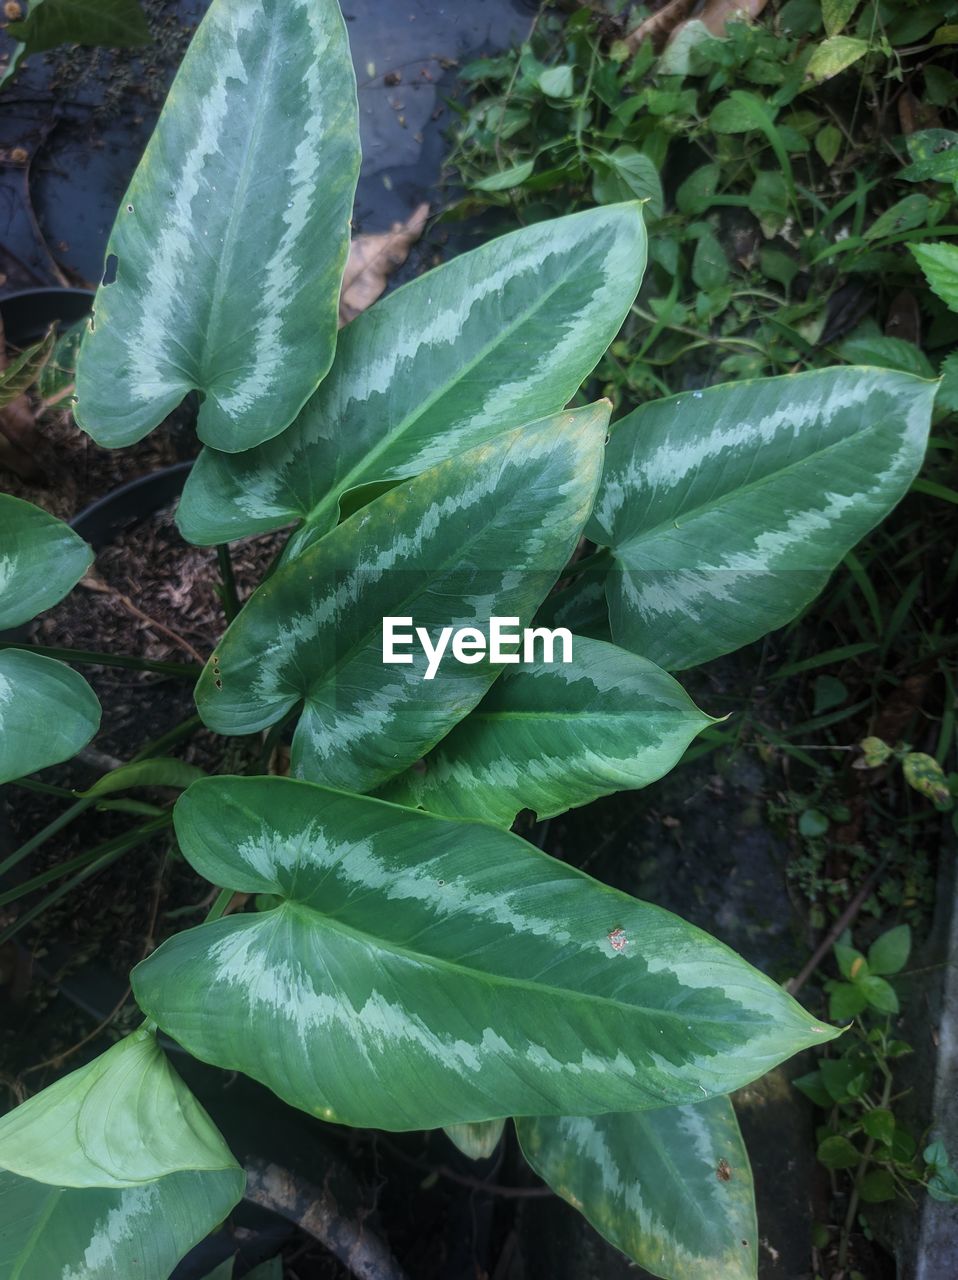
132, 776, 836, 1131
912, 241, 958, 311
587, 368, 936, 670
193, 406, 608, 793
0, 1028, 243, 1280
74, 0, 360, 452
378, 636, 712, 825
0, 494, 92, 629
0, 1168, 243, 1280
516, 1098, 757, 1280
176, 203, 647, 547
0, 1029, 236, 1186
0, 651, 100, 785
7, 0, 150, 52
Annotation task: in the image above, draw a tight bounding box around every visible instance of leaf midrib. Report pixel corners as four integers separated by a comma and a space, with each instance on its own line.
263, 901, 789, 1037
200, 18, 281, 382
609, 408, 896, 555
292, 431, 592, 702
299, 256, 597, 533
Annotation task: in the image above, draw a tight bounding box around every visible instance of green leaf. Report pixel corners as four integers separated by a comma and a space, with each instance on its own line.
473, 159, 535, 191
793, 1070, 831, 1109
828, 982, 868, 1023
804, 36, 869, 83
676, 164, 721, 216
928, 1165, 958, 1201
862, 1108, 895, 1145
798, 808, 829, 838
924, 1140, 949, 1172
378, 637, 713, 826
815, 123, 842, 166
691, 229, 729, 291
709, 91, 774, 134
750, 170, 789, 238
586, 368, 936, 670
912, 242, 958, 313
858, 975, 899, 1014
817, 1135, 861, 1169
0, 1028, 243, 1280
0, 1028, 236, 1186
194, 407, 607, 792
539, 65, 574, 98
813, 674, 847, 714
823, 0, 859, 36
132, 776, 837, 1131
176, 205, 647, 549
0, 329, 54, 410
937, 353, 958, 414
0, 494, 92, 629
7, 0, 149, 52
900, 129, 958, 183
859, 1168, 896, 1203
80, 757, 205, 798
820, 1057, 868, 1102
0, 650, 101, 785
445, 1120, 505, 1160
838, 335, 935, 379
902, 752, 953, 808
74, 0, 360, 453
517, 1099, 757, 1280
867, 924, 911, 976
834, 943, 866, 981
865, 194, 930, 241
591, 149, 664, 218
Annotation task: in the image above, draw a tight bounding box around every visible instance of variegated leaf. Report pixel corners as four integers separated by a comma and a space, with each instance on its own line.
132, 776, 837, 1132
193, 406, 608, 793
175, 203, 647, 548
74, 0, 360, 453
586, 368, 936, 670
0, 494, 92, 630
0, 651, 101, 785
445, 1120, 506, 1161
0, 1028, 243, 1280
516, 1098, 757, 1280
378, 636, 713, 826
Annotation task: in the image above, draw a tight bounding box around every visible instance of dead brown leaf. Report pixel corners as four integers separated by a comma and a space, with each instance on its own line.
625, 0, 767, 55
624, 0, 696, 54
339, 201, 430, 326
697, 0, 768, 37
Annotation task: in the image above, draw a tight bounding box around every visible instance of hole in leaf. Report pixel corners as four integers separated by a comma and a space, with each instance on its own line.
101, 254, 119, 287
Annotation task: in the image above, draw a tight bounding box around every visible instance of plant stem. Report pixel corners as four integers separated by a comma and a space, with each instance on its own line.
217, 544, 240, 623
786, 860, 888, 995
0, 816, 171, 947
838, 1068, 894, 1268
204, 887, 235, 923
0, 640, 200, 679
0, 798, 95, 878
0, 715, 202, 880
131, 713, 203, 762
0, 821, 167, 907
9, 778, 76, 799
